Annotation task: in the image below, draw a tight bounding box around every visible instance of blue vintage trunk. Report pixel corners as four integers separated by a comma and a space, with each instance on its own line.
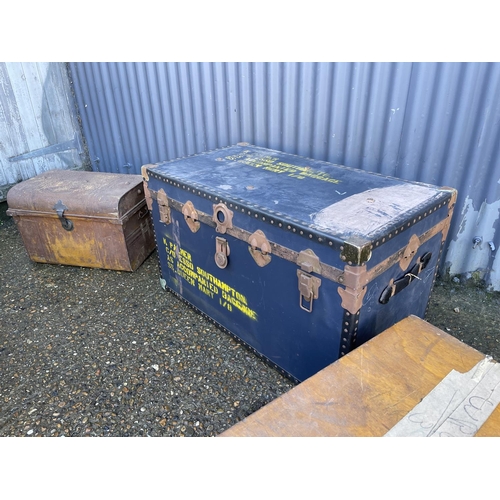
143, 144, 456, 382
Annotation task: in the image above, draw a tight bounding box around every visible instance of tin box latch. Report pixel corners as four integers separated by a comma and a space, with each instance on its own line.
53, 200, 73, 231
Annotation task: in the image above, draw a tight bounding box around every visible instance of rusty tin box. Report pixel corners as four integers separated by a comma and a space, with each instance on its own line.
6, 169, 155, 271
143, 144, 457, 382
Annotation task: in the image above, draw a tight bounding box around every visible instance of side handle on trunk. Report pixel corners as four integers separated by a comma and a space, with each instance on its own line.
379, 252, 432, 304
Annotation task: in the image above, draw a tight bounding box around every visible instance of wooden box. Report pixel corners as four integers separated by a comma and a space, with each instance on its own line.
219, 316, 500, 437
6, 169, 155, 271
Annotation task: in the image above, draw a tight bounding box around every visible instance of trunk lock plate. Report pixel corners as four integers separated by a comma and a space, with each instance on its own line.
213, 203, 233, 234
215, 236, 230, 269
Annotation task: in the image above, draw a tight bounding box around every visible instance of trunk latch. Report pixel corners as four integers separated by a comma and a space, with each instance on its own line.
53, 200, 73, 231
215, 236, 230, 269
297, 270, 321, 313
297, 249, 321, 312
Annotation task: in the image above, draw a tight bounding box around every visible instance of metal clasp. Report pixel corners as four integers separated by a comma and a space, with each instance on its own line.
297, 270, 321, 313
248, 230, 272, 267
182, 200, 200, 233
215, 236, 230, 269
297, 249, 321, 274
53, 200, 73, 231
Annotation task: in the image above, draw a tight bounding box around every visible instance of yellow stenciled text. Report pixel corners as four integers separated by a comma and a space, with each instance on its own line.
162, 237, 257, 321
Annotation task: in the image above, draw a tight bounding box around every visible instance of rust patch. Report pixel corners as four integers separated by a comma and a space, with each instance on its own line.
400, 233, 421, 271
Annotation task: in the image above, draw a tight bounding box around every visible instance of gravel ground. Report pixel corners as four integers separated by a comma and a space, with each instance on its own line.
426, 277, 500, 359
1, 200, 499, 437
0, 202, 294, 437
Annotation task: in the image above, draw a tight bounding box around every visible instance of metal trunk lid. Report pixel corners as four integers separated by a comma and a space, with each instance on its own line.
6, 170, 145, 221
146, 144, 451, 245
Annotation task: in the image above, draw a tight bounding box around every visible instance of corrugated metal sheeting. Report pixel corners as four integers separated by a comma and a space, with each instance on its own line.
69, 62, 500, 290
0, 62, 88, 200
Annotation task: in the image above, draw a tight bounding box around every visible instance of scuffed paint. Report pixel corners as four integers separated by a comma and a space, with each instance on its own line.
446, 196, 500, 290
388, 107, 400, 123
490, 241, 500, 291
313, 183, 439, 237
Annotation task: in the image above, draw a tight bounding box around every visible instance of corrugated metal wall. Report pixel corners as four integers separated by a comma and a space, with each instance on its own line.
68, 62, 500, 290
0, 62, 88, 200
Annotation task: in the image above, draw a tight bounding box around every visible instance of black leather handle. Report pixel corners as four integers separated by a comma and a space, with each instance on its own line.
379, 252, 432, 305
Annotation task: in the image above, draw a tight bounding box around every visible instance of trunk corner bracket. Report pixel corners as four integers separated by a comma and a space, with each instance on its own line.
337, 264, 368, 315
341, 239, 372, 265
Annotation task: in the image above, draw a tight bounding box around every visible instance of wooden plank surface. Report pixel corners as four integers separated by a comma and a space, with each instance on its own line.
219, 315, 500, 437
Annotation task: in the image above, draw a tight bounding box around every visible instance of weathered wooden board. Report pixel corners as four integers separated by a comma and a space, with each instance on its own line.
219, 315, 500, 437
0, 62, 87, 201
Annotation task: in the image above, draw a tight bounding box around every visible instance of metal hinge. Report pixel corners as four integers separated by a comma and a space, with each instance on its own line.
182, 200, 200, 233
248, 230, 272, 267
440, 186, 458, 243
141, 164, 157, 211
157, 188, 170, 224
